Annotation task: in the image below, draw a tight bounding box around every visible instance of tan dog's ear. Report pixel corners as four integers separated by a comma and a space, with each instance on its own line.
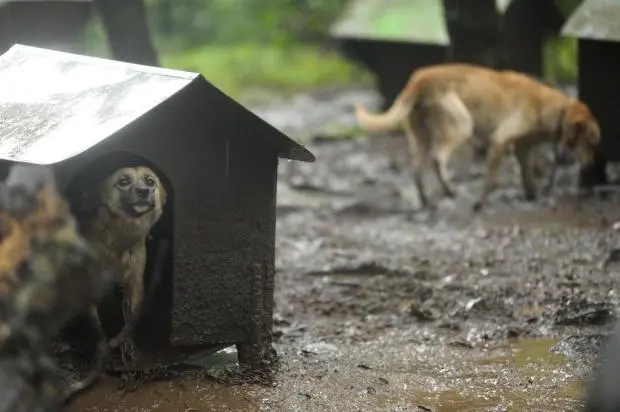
563, 119, 586, 149
567, 118, 600, 148
158, 182, 168, 209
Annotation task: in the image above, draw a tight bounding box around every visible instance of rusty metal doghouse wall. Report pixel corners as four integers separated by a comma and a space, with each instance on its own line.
561, 0, 620, 186
54, 80, 280, 368
0, 44, 316, 369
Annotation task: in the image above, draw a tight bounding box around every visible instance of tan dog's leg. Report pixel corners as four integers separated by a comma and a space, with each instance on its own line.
432, 145, 458, 198
514, 140, 537, 201
474, 112, 533, 211
473, 142, 509, 211
543, 140, 560, 196
125, 273, 144, 317
89, 306, 108, 346
118, 272, 143, 364
109, 259, 145, 364
403, 118, 430, 208
431, 93, 473, 198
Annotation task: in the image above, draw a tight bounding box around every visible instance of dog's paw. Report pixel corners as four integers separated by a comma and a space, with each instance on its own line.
120, 339, 142, 366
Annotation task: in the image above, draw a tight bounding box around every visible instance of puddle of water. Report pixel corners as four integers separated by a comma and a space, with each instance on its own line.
67, 338, 586, 412
407, 338, 584, 412
68, 377, 262, 412
67, 347, 247, 412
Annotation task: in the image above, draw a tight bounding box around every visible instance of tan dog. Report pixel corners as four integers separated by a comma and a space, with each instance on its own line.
75, 166, 166, 362
354, 63, 601, 210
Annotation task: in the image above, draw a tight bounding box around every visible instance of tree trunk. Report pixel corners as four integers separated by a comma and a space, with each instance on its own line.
94, 0, 159, 66
157, 0, 174, 37
442, 0, 499, 68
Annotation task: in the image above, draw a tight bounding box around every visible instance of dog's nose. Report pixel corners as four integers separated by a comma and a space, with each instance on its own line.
136, 187, 150, 199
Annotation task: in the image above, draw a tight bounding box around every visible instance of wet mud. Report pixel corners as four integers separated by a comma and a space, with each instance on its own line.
69, 87, 620, 411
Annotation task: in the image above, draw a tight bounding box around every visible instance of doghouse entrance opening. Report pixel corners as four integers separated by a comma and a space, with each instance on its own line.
61, 151, 175, 365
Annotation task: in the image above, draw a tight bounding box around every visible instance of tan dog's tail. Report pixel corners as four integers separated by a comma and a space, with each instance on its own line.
354, 84, 417, 133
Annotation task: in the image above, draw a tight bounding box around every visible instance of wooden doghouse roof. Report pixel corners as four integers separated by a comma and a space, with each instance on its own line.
329, 0, 513, 45
561, 0, 620, 41
0, 44, 315, 165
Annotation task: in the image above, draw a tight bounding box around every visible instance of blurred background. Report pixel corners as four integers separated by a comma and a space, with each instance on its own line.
10, 0, 579, 105
85, 0, 374, 104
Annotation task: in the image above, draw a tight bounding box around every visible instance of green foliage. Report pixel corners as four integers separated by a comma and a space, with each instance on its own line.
145, 0, 350, 50
83, 0, 580, 101
160, 43, 372, 100
544, 36, 578, 84
82, 0, 370, 101
81, 14, 110, 57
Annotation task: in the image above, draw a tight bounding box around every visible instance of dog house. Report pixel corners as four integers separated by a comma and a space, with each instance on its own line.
561, 0, 619, 187
331, 0, 559, 108
0, 0, 93, 54
0, 44, 315, 371
330, 0, 450, 109
495, 0, 566, 76
443, 0, 502, 67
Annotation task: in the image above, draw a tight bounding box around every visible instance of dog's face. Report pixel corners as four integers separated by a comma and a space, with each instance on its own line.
562, 101, 601, 167
97, 166, 167, 219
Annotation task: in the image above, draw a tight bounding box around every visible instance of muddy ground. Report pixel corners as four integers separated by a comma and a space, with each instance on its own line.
69, 88, 620, 411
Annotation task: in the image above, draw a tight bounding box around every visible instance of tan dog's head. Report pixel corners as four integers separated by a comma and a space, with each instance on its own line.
80, 166, 167, 221
561, 100, 601, 167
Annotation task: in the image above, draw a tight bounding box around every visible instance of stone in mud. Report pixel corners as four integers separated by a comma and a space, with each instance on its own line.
553, 301, 615, 326
550, 334, 605, 359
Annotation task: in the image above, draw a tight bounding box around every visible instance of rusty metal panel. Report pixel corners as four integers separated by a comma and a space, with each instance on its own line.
561, 0, 620, 41
330, 0, 512, 44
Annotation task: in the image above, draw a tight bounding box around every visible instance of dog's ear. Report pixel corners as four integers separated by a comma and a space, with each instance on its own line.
572, 119, 587, 136
158, 182, 168, 209
563, 119, 587, 149
567, 118, 600, 148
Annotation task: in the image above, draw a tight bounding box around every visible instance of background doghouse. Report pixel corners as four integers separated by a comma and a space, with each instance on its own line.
329, 0, 450, 109
0, 0, 93, 54
561, 0, 619, 187
0, 44, 315, 370
330, 0, 568, 109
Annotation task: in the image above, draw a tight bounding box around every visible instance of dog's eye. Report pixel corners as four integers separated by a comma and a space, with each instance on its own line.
117, 176, 131, 187
144, 177, 156, 187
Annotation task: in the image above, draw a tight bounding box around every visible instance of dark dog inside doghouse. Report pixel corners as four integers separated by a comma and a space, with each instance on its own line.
59, 151, 174, 371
